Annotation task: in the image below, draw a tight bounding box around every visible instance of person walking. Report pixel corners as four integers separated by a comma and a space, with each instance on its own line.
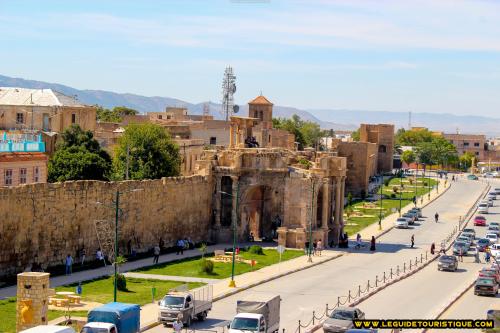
458, 247, 464, 262
356, 233, 362, 249
316, 239, 323, 256
176, 239, 185, 255
434, 212, 439, 223
65, 254, 73, 275
312, 239, 317, 256
410, 235, 415, 248
80, 247, 86, 266
153, 244, 160, 264
370, 236, 376, 251
485, 249, 491, 263
172, 315, 183, 333
430, 243, 435, 255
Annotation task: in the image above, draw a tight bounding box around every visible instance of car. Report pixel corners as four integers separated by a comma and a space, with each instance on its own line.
437, 255, 458, 271
323, 307, 365, 333
488, 192, 497, 200
490, 222, 500, 228
478, 268, 500, 284
409, 207, 422, 218
484, 172, 495, 178
468, 174, 479, 180
474, 215, 487, 226
481, 198, 494, 207
457, 236, 472, 247
402, 213, 416, 224
460, 232, 475, 245
494, 188, 500, 195
462, 228, 476, 238
490, 244, 500, 258
453, 241, 469, 255
477, 238, 491, 252
486, 233, 499, 244
474, 277, 498, 296
488, 225, 500, 236
477, 203, 489, 214
395, 217, 410, 229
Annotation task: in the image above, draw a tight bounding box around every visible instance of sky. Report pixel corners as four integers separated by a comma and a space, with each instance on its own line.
1, 0, 500, 117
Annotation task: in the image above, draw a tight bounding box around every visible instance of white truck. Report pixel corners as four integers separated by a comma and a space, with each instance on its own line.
229, 294, 281, 333
158, 284, 213, 326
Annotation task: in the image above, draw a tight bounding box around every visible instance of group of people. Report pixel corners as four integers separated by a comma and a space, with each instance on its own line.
64, 247, 106, 275
244, 136, 259, 148
304, 239, 323, 256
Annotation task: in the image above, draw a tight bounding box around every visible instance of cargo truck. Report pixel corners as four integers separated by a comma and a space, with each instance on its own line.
81, 302, 140, 333
229, 294, 281, 333
158, 284, 213, 326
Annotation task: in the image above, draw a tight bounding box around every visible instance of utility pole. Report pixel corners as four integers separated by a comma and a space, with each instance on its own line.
378, 174, 383, 230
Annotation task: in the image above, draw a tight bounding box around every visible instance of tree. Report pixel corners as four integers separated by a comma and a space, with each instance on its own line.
114, 123, 181, 180
459, 152, 475, 170
96, 106, 138, 122
401, 150, 416, 166
273, 114, 322, 149
351, 128, 360, 141
48, 125, 111, 182
395, 128, 434, 146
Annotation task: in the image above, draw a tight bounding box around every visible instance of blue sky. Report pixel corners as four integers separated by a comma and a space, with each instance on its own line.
1, 0, 500, 117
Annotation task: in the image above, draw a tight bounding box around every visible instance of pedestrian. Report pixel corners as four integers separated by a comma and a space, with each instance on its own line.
316, 239, 323, 256
485, 249, 491, 263
434, 212, 439, 223
356, 233, 362, 249
410, 235, 415, 248
430, 243, 435, 255
159, 237, 164, 251
458, 247, 464, 262
176, 239, 185, 255
172, 315, 183, 333
96, 248, 106, 267
65, 254, 73, 275
370, 236, 376, 251
305, 241, 310, 255
80, 247, 86, 266
153, 244, 160, 264
313, 239, 317, 256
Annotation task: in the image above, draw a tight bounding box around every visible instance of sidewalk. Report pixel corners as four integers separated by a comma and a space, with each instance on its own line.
356, 177, 450, 241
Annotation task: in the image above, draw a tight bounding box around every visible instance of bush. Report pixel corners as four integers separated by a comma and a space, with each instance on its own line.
248, 245, 264, 255
199, 259, 214, 274
423, 182, 428, 187
115, 274, 127, 291
384, 178, 391, 187
390, 193, 396, 199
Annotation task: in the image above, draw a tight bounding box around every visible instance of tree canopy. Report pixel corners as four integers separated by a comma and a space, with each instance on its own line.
48, 125, 112, 182
413, 136, 457, 167
395, 128, 435, 146
273, 114, 324, 149
113, 123, 181, 180
96, 106, 138, 123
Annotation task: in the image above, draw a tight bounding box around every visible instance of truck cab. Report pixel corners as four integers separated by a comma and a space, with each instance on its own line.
80, 322, 117, 333
230, 313, 266, 333
158, 285, 213, 326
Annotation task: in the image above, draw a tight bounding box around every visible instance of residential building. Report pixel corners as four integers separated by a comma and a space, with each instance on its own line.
360, 123, 395, 173
443, 133, 487, 160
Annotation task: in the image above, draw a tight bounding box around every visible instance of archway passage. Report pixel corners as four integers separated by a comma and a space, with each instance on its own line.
316, 187, 324, 228
240, 185, 273, 240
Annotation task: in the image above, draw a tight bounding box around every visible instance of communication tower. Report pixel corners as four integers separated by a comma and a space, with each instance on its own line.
221, 66, 239, 121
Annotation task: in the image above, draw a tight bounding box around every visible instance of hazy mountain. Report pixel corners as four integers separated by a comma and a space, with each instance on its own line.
1, 74, 499, 135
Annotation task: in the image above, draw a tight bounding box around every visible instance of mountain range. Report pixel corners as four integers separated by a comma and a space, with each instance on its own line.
1, 74, 499, 136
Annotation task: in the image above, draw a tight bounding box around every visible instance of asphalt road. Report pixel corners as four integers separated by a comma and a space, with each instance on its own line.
356, 178, 500, 333
145, 177, 486, 333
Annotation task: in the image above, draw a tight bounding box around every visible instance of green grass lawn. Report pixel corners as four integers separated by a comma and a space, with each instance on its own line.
135, 248, 304, 279
55, 277, 204, 305
344, 177, 438, 235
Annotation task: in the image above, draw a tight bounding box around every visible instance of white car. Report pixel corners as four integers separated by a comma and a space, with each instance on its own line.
491, 244, 500, 258
395, 217, 410, 229
494, 188, 500, 195
477, 203, 489, 214
485, 233, 498, 244
480, 199, 493, 207
487, 225, 500, 236
488, 192, 497, 200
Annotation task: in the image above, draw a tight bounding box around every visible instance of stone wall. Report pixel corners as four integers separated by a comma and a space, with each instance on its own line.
0, 176, 212, 278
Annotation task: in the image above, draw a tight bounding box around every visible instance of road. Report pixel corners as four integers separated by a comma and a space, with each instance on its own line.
145, 177, 487, 333
355, 178, 500, 333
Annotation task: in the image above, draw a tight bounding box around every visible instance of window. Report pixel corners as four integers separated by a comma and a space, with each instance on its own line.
19, 168, 27, 184
158, 115, 163, 119
463, 142, 469, 147
34, 167, 39, 182
4, 169, 12, 186
474, 142, 480, 147
71, 113, 77, 124
210, 137, 217, 145
475, 152, 479, 156
16, 113, 24, 124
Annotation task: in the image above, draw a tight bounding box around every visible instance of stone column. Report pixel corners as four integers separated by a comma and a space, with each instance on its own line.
331, 176, 342, 246
229, 123, 235, 148
340, 176, 346, 225
321, 181, 330, 229
214, 176, 222, 228
231, 176, 239, 240
16, 272, 50, 332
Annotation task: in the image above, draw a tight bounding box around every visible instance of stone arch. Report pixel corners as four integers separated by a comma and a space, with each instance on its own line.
240, 185, 273, 240
378, 145, 387, 153
316, 186, 324, 228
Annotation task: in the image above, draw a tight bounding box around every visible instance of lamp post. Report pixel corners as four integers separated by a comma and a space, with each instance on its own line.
414, 163, 418, 208
97, 188, 143, 302
399, 170, 403, 217
378, 174, 383, 230
219, 184, 239, 288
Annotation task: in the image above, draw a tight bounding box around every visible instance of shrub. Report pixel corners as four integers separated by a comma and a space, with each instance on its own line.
384, 178, 391, 187
199, 258, 214, 274
423, 182, 428, 187
248, 245, 264, 255
390, 193, 396, 199
115, 274, 127, 291
393, 186, 399, 193
298, 158, 312, 169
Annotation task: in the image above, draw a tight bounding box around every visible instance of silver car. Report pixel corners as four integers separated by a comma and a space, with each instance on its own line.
323, 307, 366, 333
438, 255, 458, 271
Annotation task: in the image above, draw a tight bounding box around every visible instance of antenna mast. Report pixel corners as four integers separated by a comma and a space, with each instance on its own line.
408, 111, 412, 129
221, 66, 237, 121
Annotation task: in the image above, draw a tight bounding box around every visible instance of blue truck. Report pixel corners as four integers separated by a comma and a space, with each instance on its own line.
81, 302, 140, 333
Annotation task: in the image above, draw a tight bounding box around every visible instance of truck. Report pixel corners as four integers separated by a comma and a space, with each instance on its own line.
81, 302, 140, 333
229, 294, 281, 333
158, 284, 213, 326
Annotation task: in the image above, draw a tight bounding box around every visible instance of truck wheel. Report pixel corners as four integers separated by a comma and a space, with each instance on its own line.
197, 311, 207, 321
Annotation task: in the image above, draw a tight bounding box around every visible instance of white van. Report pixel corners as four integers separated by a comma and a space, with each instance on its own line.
19, 325, 76, 333
477, 202, 489, 214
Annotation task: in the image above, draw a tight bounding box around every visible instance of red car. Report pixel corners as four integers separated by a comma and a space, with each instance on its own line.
479, 268, 500, 284
474, 216, 487, 226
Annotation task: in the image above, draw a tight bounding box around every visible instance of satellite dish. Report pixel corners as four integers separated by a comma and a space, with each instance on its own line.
231, 83, 237, 93
233, 105, 239, 113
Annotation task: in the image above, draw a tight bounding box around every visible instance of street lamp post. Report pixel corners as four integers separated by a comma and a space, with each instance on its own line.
414, 163, 418, 208
378, 174, 383, 230
399, 170, 403, 217
219, 184, 239, 288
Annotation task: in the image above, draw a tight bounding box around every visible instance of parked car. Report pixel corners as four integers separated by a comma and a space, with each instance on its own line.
491, 222, 500, 228
402, 213, 416, 224
395, 217, 410, 229
478, 268, 500, 284
474, 216, 487, 226
462, 228, 476, 238
453, 241, 469, 255
490, 244, 500, 258
478, 203, 489, 214
437, 255, 458, 271
494, 188, 500, 195
409, 207, 422, 218
488, 225, 500, 236
323, 307, 365, 333
460, 233, 474, 246
468, 174, 479, 180
474, 277, 498, 296
457, 236, 472, 248
477, 238, 491, 252
486, 233, 499, 244
488, 192, 497, 200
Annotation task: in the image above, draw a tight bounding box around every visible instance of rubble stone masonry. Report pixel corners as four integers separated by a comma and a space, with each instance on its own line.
0, 176, 212, 279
